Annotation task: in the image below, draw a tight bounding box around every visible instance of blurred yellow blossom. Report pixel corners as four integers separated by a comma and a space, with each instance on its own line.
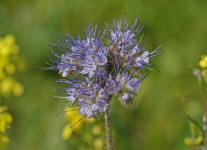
0, 34, 19, 56
94, 138, 104, 150
0, 106, 12, 150
92, 125, 104, 150
62, 107, 94, 140
0, 78, 23, 98
0, 135, 9, 150
184, 136, 203, 146
0, 106, 12, 133
199, 55, 207, 68
0, 34, 25, 98
0, 34, 24, 149
12, 81, 24, 97
0, 107, 7, 113
62, 108, 105, 150
0, 78, 14, 97
5, 64, 15, 75
62, 124, 73, 140
92, 125, 102, 136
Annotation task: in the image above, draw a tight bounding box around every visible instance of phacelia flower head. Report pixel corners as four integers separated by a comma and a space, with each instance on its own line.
44, 18, 160, 118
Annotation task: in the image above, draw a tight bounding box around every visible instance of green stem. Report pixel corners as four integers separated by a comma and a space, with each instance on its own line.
105, 108, 113, 150
199, 80, 207, 137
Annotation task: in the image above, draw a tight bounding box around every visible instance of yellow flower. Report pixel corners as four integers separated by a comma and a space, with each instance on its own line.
0, 134, 9, 149
94, 138, 104, 150
0, 34, 18, 57
0, 34, 25, 98
0, 106, 12, 150
65, 108, 82, 122
3, 34, 15, 45
62, 107, 94, 140
62, 124, 73, 140
12, 81, 24, 97
62, 108, 83, 140
184, 136, 203, 146
0, 57, 9, 69
0, 78, 14, 97
0, 78, 24, 97
5, 64, 15, 75
92, 125, 102, 136
0, 112, 13, 133
199, 55, 207, 68
0, 106, 8, 113
85, 117, 94, 123
0, 70, 4, 80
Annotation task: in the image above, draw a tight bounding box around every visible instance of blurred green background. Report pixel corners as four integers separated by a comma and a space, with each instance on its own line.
1, 0, 207, 149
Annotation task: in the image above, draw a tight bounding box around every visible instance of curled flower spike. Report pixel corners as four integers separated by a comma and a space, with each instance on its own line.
44, 18, 160, 119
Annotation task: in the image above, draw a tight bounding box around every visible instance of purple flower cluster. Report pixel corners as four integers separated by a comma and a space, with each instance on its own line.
45, 18, 160, 118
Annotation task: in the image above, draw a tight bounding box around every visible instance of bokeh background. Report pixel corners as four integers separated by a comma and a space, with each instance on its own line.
1, 0, 207, 150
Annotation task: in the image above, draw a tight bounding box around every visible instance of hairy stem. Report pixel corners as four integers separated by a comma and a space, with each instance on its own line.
105, 108, 113, 150
199, 80, 207, 147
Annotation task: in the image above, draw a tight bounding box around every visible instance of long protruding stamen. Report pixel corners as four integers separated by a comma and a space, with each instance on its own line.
70, 116, 85, 128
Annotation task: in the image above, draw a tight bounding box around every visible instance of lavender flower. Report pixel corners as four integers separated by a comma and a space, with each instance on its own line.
45, 18, 160, 118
